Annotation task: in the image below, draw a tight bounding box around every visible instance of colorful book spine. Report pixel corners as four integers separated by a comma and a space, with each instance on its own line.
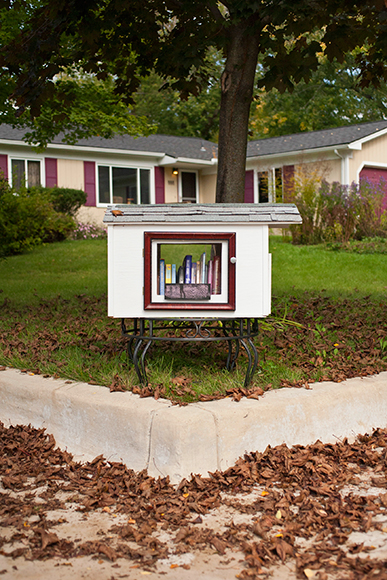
171, 263, 176, 284
191, 262, 197, 284
200, 252, 206, 283
208, 260, 213, 293
159, 259, 165, 295
165, 263, 172, 284
184, 255, 192, 283
213, 255, 221, 294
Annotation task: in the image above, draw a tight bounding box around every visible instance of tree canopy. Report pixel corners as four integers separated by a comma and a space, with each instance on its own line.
1, 0, 387, 202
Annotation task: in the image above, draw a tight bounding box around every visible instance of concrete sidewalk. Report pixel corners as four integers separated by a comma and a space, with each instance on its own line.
1, 367, 386, 484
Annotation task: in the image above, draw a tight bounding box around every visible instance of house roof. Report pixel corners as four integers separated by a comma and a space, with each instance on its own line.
2, 120, 387, 163
0, 124, 217, 162
246, 120, 387, 158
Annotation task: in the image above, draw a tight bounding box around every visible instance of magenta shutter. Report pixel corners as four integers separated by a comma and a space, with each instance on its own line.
84, 161, 96, 206
45, 158, 57, 187
154, 166, 165, 204
244, 170, 254, 203
0, 154, 8, 180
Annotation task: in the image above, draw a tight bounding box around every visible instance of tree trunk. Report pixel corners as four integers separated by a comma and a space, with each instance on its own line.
216, 22, 260, 203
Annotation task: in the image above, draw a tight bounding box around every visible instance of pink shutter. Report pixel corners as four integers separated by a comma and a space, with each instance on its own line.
84, 161, 96, 206
45, 158, 57, 187
154, 167, 165, 204
244, 170, 254, 203
0, 154, 8, 180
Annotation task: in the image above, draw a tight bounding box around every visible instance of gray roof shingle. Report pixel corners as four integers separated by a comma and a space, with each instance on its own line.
0, 124, 217, 162
2, 120, 387, 162
246, 120, 387, 158
103, 203, 302, 227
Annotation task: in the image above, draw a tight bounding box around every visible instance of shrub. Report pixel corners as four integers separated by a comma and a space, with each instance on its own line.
288, 174, 387, 245
0, 181, 75, 258
27, 186, 87, 216
50, 187, 87, 216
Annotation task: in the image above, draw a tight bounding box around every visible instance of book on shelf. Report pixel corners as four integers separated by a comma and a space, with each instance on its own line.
184, 255, 192, 284
177, 265, 184, 284
200, 252, 206, 283
213, 255, 221, 294
171, 263, 176, 284
165, 263, 172, 284
196, 260, 201, 283
207, 260, 213, 293
191, 262, 197, 284
159, 259, 165, 295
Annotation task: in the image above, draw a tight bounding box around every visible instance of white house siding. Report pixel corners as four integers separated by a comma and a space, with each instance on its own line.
351, 137, 387, 183
164, 167, 179, 203
76, 206, 106, 225
57, 158, 84, 190
199, 173, 216, 203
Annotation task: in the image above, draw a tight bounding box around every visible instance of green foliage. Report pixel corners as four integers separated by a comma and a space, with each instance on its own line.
131, 52, 222, 141
27, 186, 87, 216
0, 181, 75, 258
286, 167, 387, 245
249, 51, 387, 139
49, 187, 87, 216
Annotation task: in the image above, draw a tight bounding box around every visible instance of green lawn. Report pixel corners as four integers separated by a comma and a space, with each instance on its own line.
271, 236, 387, 297
1, 236, 386, 306
0, 239, 108, 306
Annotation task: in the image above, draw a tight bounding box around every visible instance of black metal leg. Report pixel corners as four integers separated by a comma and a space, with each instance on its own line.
122, 317, 260, 389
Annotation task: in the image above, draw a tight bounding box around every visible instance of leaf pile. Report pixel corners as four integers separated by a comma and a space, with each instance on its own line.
2, 422, 387, 578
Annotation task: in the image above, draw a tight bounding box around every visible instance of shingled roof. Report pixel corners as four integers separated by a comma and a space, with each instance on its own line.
0, 124, 217, 162
246, 120, 387, 158
1, 120, 387, 162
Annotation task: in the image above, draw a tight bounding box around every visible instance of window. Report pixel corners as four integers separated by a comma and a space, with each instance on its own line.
11, 159, 41, 189
258, 171, 269, 203
275, 168, 283, 203
180, 171, 198, 203
144, 232, 236, 311
97, 165, 151, 205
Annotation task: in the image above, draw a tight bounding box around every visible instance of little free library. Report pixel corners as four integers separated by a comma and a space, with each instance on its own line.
103, 203, 301, 385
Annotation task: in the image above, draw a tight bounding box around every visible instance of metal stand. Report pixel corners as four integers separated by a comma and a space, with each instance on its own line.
121, 318, 259, 388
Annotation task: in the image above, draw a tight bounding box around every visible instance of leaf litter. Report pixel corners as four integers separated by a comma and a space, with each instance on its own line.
2, 422, 387, 579
0, 291, 387, 403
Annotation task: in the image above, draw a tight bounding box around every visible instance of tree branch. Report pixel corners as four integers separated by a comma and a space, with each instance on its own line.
207, 1, 227, 22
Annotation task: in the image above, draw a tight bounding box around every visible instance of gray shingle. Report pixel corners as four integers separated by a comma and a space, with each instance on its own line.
103, 203, 302, 227
247, 120, 387, 158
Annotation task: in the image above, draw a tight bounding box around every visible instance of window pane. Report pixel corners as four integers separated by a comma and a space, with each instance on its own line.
181, 172, 197, 203
140, 169, 150, 204
28, 161, 41, 187
258, 171, 269, 203
275, 168, 283, 203
12, 159, 25, 190
113, 167, 137, 204
98, 166, 110, 204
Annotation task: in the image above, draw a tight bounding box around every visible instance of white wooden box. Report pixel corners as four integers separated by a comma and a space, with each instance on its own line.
103, 204, 301, 319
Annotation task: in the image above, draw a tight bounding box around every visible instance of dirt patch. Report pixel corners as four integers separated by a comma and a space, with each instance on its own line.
1, 422, 387, 579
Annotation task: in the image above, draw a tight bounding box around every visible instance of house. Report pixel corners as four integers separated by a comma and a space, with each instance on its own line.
0, 125, 219, 224
246, 120, 387, 204
1, 120, 387, 223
